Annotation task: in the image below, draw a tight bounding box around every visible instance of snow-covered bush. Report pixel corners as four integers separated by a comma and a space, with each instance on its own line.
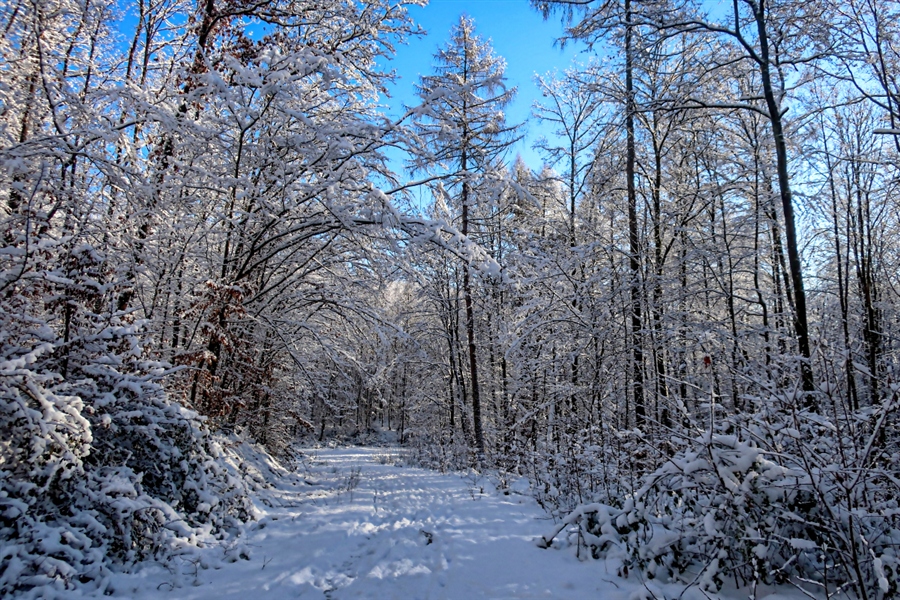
523, 426, 640, 521
0, 241, 252, 597
542, 390, 900, 599
407, 428, 474, 472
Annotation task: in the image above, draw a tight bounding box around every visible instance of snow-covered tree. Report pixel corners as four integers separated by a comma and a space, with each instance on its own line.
410, 15, 519, 459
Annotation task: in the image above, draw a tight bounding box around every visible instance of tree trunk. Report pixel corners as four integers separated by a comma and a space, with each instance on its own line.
625, 0, 646, 426
462, 172, 486, 459
754, 1, 814, 395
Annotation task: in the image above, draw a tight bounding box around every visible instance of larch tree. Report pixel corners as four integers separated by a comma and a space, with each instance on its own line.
411, 15, 519, 460
533, 66, 609, 421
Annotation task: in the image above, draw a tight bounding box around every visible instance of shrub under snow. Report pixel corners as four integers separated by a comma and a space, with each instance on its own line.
541, 392, 900, 599
0, 245, 253, 598
0, 332, 253, 597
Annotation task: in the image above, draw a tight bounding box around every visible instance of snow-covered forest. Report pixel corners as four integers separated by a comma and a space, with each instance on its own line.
2, 0, 900, 597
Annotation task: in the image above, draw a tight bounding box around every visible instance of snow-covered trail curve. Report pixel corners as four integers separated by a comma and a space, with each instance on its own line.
104, 446, 631, 599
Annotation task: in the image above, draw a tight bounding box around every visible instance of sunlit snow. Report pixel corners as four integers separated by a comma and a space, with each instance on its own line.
86, 447, 815, 600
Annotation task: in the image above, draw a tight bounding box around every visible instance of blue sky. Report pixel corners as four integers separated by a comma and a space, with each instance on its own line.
381, 0, 588, 172
115, 0, 588, 179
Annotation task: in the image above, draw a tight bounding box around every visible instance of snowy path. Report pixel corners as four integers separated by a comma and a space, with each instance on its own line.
95, 447, 803, 600
100, 446, 635, 599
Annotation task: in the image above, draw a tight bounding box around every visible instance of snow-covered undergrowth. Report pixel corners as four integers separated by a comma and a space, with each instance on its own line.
3, 438, 837, 600
0, 309, 254, 598
541, 392, 900, 599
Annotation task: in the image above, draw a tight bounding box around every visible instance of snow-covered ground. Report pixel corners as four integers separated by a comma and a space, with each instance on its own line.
85, 447, 810, 599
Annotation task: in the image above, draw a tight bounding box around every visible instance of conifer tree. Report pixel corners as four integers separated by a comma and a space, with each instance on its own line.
412, 15, 519, 459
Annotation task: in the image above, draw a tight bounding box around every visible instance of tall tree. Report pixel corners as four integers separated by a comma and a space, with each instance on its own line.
652, 0, 831, 394
533, 65, 609, 423
411, 15, 519, 459
535, 0, 652, 425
